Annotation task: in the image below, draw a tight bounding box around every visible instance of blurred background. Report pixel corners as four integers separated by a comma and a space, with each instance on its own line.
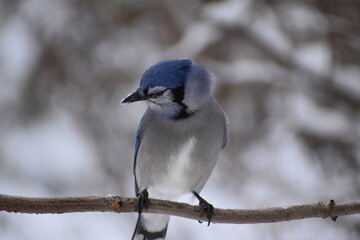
0, 0, 359, 239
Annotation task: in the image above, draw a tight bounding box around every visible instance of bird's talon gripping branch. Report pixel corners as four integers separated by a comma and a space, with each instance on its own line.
137, 189, 149, 214
193, 191, 214, 226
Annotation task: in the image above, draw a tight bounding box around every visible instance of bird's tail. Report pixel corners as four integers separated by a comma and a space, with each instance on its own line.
132, 213, 169, 240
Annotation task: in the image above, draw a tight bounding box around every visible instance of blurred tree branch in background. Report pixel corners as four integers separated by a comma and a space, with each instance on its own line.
1, 194, 360, 224
0, 0, 359, 239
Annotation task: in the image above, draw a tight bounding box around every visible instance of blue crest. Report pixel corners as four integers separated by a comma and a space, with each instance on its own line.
140, 59, 193, 90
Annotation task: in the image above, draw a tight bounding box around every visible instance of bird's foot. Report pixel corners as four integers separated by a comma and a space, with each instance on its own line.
137, 189, 149, 214
192, 191, 214, 226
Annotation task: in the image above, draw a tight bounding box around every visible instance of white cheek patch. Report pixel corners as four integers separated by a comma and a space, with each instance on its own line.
148, 90, 173, 105
147, 90, 183, 118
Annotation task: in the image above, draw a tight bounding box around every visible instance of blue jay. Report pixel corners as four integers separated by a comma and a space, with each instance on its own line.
122, 59, 227, 240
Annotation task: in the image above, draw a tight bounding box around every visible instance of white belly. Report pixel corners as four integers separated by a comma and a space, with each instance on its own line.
148, 137, 196, 200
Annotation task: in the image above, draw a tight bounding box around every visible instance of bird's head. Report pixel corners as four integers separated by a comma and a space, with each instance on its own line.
122, 59, 213, 119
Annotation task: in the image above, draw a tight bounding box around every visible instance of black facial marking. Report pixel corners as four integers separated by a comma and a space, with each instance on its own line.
172, 86, 193, 120
174, 109, 191, 120
172, 86, 185, 104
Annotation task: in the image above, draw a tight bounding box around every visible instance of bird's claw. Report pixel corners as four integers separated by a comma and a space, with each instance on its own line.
192, 191, 214, 226
137, 189, 149, 214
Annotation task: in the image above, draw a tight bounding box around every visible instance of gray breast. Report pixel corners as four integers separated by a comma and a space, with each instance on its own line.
135, 99, 226, 199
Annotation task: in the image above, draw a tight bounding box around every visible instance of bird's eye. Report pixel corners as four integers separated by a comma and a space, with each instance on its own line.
149, 90, 165, 98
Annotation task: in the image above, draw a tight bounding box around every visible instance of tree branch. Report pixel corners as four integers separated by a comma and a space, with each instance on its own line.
1, 194, 359, 224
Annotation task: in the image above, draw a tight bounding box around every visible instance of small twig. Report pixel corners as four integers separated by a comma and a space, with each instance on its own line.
0, 194, 359, 224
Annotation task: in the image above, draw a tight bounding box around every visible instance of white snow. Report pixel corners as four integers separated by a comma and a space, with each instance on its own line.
0, 110, 97, 189
287, 92, 352, 137
293, 42, 332, 75
203, 0, 252, 25
334, 65, 360, 97
0, 19, 39, 106
165, 22, 220, 59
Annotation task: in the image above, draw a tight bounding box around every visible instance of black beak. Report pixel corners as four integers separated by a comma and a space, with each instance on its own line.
121, 88, 148, 104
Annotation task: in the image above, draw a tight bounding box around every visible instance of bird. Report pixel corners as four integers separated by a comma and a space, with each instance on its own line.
122, 59, 228, 240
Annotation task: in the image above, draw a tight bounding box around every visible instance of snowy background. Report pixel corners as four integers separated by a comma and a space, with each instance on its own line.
0, 0, 359, 239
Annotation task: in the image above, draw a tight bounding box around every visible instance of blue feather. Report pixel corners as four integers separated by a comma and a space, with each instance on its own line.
133, 116, 144, 194
140, 59, 192, 91
222, 125, 228, 149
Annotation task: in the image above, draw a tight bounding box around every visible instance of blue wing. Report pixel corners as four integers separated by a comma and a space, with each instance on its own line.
133, 116, 144, 195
